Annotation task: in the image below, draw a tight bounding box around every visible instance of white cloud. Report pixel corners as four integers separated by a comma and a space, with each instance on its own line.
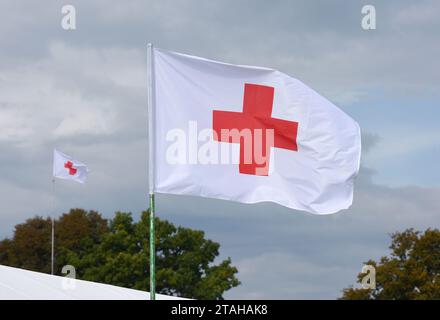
53, 109, 116, 137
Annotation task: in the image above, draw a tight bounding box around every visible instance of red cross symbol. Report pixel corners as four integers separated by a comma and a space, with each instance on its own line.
64, 161, 77, 175
213, 83, 298, 176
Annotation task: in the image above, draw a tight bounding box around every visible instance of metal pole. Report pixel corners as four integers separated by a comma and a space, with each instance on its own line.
147, 42, 156, 300
51, 178, 55, 275
51, 218, 54, 275
149, 193, 156, 300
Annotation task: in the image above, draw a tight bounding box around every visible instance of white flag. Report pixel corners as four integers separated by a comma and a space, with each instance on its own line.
151, 48, 361, 214
53, 149, 88, 184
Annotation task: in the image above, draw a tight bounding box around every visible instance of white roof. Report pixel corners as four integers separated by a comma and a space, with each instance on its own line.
0, 265, 184, 300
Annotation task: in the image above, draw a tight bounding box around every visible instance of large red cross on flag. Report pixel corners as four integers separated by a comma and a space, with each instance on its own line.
151, 48, 361, 214
213, 83, 298, 176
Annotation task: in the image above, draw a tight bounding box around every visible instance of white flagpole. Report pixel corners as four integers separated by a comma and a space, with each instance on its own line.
51, 178, 55, 275
147, 42, 156, 300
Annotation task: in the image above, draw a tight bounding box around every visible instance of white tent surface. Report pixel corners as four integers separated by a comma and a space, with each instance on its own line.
0, 265, 184, 300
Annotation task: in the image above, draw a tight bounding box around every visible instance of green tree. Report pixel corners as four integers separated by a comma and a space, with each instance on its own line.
0, 209, 240, 299
0, 209, 108, 274
66, 211, 240, 299
0, 216, 52, 272
54, 208, 109, 272
341, 228, 440, 300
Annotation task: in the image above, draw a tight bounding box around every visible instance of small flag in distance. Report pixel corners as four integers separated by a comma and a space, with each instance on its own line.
53, 149, 88, 184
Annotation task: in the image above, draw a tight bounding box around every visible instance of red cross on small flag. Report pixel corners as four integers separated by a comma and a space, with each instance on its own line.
53, 149, 88, 183
150, 48, 361, 214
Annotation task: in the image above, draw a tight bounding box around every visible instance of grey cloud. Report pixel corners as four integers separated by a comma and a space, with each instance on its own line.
0, 0, 439, 299
361, 132, 380, 155
155, 167, 440, 299
1, 1, 439, 96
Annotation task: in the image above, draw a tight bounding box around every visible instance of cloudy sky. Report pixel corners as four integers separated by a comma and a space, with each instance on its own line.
1, 0, 439, 299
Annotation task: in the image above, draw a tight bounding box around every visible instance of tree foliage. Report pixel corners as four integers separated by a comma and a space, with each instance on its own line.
341, 228, 440, 300
0, 209, 240, 299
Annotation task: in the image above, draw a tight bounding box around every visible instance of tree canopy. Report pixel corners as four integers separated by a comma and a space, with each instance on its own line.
341, 228, 440, 300
0, 209, 240, 299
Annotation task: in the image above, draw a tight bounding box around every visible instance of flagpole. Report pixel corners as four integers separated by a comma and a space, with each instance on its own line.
51, 178, 55, 275
147, 42, 156, 300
